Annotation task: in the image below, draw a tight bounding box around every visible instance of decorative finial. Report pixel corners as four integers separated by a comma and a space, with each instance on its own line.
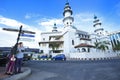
94, 15, 97, 19
66, 0, 69, 5
54, 23, 56, 27
52, 22, 57, 32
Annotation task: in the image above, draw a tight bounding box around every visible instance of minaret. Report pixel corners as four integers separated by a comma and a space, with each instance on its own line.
93, 15, 104, 36
52, 23, 58, 32
63, 1, 74, 28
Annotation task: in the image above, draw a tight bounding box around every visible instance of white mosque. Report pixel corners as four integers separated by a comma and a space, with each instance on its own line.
39, 2, 120, 60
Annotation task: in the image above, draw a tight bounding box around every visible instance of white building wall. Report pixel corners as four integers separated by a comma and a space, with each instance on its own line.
74, 33, 80, 45
64, 19, 73, 27
63, 31, 70, 54
63, 27, 76, 55
41, 33, 49, 41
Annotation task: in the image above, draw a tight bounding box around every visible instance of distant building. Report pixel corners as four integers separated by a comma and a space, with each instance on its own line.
0, 47, 11, 53
109, 30, 120, 49
0, 47, 39, 54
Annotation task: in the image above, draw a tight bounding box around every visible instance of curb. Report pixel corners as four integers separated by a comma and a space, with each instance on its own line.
3, 67, 31, 80
69, 57, 120, 61
32, 58, 52, 61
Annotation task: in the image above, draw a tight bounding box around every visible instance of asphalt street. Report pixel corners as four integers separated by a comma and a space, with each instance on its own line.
22, 59, 120, 80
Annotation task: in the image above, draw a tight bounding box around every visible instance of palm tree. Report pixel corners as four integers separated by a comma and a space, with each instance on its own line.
98, 43, 108, 52
94, 41, 110, 52
113, 41, 120, 51
94, 42, 100, 49
94, 42, 100, 51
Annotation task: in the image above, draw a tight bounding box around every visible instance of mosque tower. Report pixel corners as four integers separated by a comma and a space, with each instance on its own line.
93, 15, 104, 36
52, 23, 58, 32
63, 1, 74, 28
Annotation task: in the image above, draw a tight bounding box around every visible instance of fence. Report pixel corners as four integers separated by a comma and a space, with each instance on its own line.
69, 52, 120, 60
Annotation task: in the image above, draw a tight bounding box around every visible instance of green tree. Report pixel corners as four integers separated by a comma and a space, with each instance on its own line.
94, 41, 110, 52
94, 42, 100, 49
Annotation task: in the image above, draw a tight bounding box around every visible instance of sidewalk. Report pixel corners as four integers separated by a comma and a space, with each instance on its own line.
0, 67, 10, 80
0, 67, 31, 80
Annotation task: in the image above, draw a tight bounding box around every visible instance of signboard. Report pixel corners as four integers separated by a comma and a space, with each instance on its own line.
20, 33, 35, 37
20, 38, 35, 42
20, 33, 35, 42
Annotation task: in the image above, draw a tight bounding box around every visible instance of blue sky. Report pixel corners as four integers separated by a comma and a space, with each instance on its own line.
0, 0, 120, 48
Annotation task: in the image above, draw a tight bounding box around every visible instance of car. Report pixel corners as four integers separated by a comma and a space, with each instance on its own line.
40, 55, 47, 58
39, 55, 48, 60
23, 52, 32, 61
52, 54, 66, 61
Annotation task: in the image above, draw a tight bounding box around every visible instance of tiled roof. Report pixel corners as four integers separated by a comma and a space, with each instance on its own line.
74, 43, 94, 48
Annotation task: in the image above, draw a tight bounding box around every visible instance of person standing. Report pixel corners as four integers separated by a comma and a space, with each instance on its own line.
14, 42, 25, 73
5, 54, 16, 75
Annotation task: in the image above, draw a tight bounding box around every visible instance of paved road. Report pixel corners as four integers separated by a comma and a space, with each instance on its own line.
22, 59, 120, 80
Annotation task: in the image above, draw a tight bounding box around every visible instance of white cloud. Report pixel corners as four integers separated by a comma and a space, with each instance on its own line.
37, 12, 120, 34
38, 18, 63, 31
0, 16, 23, 28
74, 12, 120, 33
39, 19, 62, 26
74, 12, 94, 32
0, 16, 41, 48
37, 12, 98, 33
0, 28, 18, 47
25, 14, 31, 19
24, 13, 41, 19
103, 22, 120, 33
0, 15, 32, 30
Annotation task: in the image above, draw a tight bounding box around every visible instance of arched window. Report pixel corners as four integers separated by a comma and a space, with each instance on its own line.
40, 50, 44, 53
77, 48, 80, 52
67, 22, 68, 25
82, 48, 86, 52
43, 38, 45, 41
72, 40, 74, 45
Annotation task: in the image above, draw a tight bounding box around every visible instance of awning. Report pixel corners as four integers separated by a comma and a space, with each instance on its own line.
74, 43, 94, 48
80, 38, 91, 41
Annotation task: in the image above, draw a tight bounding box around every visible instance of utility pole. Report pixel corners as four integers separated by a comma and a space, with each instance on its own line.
16, 25, 23, 44
11, 25, 23, 54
